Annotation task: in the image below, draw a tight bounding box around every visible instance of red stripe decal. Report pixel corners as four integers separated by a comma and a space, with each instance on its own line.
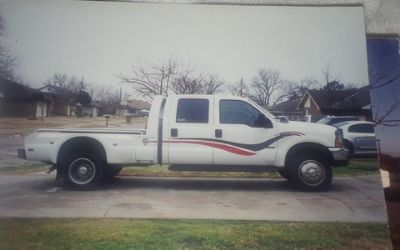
164, 140, 256, 156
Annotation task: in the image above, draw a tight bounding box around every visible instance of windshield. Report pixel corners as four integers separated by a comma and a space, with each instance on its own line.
247, 99, 282, 122
333, 121, 349, 128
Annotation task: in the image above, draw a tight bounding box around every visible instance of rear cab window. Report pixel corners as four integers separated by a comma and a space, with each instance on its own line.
176, 98, 209, 123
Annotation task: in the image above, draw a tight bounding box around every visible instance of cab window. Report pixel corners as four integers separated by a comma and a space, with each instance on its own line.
176, 99, 209, 123
219, 100, 272, 128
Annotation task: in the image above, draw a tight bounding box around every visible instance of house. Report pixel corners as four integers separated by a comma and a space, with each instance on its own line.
117, 99, 151, 117
0, 77, 52, 118
297, 85, 372, 121
81, 101, 101, 117
38, 85, 77, 116
331, 86, 372, 121
269, 99, 303, 121
115, 104, 129, 117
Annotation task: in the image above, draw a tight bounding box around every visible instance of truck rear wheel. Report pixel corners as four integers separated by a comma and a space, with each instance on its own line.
62, 152, 104, 190
287, 154, 332, 191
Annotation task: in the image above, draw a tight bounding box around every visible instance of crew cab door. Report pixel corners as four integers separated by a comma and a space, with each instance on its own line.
213, 98, 278, 166
165, 96, 214, 164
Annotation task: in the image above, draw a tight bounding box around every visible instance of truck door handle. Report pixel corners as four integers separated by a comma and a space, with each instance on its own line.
215, 129, 222, 138
171, 128, 178, 137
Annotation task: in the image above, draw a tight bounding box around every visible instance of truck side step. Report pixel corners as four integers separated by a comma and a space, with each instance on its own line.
168, 164, 277, 173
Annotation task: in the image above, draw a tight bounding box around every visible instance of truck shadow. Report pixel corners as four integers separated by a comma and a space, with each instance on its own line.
100, 176, 345, 193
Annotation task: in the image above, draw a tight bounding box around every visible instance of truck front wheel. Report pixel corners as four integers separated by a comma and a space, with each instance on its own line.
287, 154, 332, 191
278, 169, 291, 181
62, 152, 104, 190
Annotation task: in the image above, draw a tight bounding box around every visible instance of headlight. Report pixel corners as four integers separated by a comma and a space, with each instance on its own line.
335, 129, 344, 148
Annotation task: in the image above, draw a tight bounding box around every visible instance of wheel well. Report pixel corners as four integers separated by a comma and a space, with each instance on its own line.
343, 139, 354, 153
57, 137, 107, 164
285, 143, 333, 166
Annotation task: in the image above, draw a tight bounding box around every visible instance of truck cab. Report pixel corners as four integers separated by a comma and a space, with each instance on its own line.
162, 95, 278, 166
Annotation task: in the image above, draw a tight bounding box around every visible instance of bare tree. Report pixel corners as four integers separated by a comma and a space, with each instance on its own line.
0, 15, 17, 80
202, 74, 224, 95
170, 66, 201, 94
171, 70, 224, 95
44, 73, 87, 93
230, 78, 249, 97
117, 59, 177, 99
250, 69, 282, 106
283, 77, 321, 101
90, 85, 125, 104
119, 59, 223, 97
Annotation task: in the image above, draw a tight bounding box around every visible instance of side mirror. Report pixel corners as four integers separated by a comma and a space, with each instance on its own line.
280, 117, 289, 123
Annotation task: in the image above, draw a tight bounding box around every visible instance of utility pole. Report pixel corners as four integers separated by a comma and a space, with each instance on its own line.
119, 87, 122, 117
239, 78, 244, 96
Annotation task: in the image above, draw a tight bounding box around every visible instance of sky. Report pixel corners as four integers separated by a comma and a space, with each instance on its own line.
368, 38, 400, 158
0, 1, 369, 96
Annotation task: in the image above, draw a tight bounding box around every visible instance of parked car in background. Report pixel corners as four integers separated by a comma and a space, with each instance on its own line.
334, 121, 377, 158
139, 109, 150, 117
274, 116, 289, 123
305, 115, 326, 123
317, 116, 360, 126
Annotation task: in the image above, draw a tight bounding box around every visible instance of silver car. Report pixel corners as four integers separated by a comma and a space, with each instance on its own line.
334, 121, 377, 158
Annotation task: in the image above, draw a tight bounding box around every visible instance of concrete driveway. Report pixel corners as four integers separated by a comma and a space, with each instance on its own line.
0, 173, 388, 222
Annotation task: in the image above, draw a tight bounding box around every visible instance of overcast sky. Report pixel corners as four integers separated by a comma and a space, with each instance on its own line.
0, 1, 369, 95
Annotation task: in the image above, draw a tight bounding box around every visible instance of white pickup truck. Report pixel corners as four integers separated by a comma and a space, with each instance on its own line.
18, 95, 349, 191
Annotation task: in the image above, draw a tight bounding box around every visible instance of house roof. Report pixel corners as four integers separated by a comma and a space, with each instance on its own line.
89, 101, 102, 107
298, 85, 370, 111
270, 99, 301, 113
310, 89, 356, 109
332, 85, 371, 110
39, 84, 78, 103
0, 77, 52, 101
126, 99, 151, 110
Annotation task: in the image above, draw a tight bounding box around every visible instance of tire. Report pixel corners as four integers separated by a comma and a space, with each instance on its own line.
61, 152, 104, 190
278, 168, 291, 181
103, 166, 123, 180
287, 154, 332, 191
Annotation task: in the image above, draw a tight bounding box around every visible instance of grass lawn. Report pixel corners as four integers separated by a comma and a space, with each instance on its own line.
0, 219, 391, 250
120, 159, 379, 178
333, 159, 379, 177
0, 163, 49, 175
120, 165, 281, 178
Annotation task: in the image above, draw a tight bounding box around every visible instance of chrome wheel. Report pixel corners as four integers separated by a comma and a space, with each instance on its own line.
68, 158, 96, 185
298, 160, 326, 186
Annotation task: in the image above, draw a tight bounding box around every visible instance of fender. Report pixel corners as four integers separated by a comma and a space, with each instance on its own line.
55, 136, 108, 164
274, 136, 333, 167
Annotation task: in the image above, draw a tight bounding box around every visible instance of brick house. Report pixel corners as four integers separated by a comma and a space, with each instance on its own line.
297, 85, 372, 121
115, 99, 151, 117
269, 99, 303, 121
38, 85, 77, 116
270, 85, 372, 122
0, 77, 52, 118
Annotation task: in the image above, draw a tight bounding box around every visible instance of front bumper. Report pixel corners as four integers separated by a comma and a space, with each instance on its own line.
329, 147, 350, 166
17, 148, 26, 159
